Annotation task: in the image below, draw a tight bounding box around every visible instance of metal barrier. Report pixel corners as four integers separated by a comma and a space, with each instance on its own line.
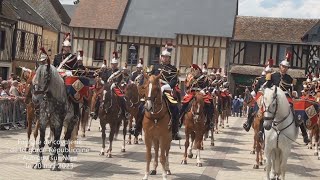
0, 97, 26, 130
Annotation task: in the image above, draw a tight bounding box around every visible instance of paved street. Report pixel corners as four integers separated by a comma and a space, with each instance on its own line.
0, 116, 319, 180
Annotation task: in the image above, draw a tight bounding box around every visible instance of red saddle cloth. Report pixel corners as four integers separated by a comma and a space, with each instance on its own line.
182, 92, 212, 104
175, 85, 181, 94
220, 91, 230, 97
113, 87, 124, 97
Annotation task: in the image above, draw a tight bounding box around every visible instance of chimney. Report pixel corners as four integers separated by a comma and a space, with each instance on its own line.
0, 0, 3, 15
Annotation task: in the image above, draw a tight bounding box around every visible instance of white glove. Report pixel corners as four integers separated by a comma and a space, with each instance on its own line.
200, 90, 205, 95
110, 83, 116, 91
161, 84, 172, 93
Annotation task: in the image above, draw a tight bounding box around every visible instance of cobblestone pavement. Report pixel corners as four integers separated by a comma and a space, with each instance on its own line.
0, 116, 319, 180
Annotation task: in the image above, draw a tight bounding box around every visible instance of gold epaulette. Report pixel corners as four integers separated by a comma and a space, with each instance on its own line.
266, 73, 272, 81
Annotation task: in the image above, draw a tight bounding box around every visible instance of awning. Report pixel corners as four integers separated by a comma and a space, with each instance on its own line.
230, 65, 306, 79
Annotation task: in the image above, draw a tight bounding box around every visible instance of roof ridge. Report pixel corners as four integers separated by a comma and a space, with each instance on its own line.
22, 0, 58, 31
237, 15, 320, 21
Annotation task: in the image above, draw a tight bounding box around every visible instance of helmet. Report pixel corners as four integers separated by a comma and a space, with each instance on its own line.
280, 59, 290, 67
39, 53, 48, 62
161, 49, 171, 57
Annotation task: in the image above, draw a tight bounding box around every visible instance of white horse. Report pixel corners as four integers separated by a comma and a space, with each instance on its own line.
262, 86, 299, 180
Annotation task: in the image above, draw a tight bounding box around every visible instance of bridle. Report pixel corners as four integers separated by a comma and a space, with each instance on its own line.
145, 81, 164, 115
33, 66, 51, 96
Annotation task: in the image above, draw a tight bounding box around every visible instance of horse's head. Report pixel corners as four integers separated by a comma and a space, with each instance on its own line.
191, 92, 204, 121
262, 85, 278, 130
144, 72, 162, 112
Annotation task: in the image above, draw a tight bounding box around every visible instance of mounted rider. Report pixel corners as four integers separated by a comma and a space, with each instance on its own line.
243, 59, 273, 134
130, 58, 144, 85
180, 63, 214, 131
130, 44, 182, 140
105, 52, 130, 119
265, 55, 310, 144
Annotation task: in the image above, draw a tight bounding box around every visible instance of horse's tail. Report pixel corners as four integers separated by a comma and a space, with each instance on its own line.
114, 119, 122, 138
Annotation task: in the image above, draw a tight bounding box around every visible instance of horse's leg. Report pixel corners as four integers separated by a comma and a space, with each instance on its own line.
182, 131, 189, 164
99, 123, 106, 156
188, 132, 195, 158
107, 124, 115, 158
280, 152, 289, 180
165, 144, 171, 175
122, 118, 128, 152
32, 118, 40, 153
196, 134, 203, 167
251, 128, 256, 154
26, 104, 33, 151
70, 121, 78, 150
63, 114, 78, 163
159, 140, 168, 180
210, 126, 215, 146
150, 139, 159, 175
33, 122, 46, 169
128, 115, 133, 145
143, 135, 152, 180
49, 122, 63, 171
80, 105, 89, 137
253, 133, 259, 169
308, 129, 313, 149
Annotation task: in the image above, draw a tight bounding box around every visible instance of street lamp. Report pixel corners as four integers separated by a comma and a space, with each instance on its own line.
129, 44, 137, 72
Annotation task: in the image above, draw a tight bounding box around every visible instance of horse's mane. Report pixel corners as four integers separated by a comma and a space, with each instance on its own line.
264, 86, 289, 107
33, 65, 67, 103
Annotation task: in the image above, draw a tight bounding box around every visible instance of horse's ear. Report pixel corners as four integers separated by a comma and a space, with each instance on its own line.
273, 85, 277, 94
155, 72, 161, 80
143, 72, 148, 79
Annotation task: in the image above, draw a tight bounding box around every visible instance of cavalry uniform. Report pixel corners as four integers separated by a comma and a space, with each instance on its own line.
265, 58, 310, 144
129, 48, 182, 140
130, 58, 144, 85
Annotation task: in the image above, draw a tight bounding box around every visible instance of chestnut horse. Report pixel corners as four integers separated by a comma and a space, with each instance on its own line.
181, 92, 205, 167
88, 75, 104, 131
142, 73, 172, 180
251, 110, 264, 169
98, 81, 129, 157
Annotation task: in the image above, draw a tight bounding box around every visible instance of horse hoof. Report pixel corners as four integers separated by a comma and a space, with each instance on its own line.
81, 134, 85, 138
318, 157, 320, 160
33, 163, 43, 169
253, 164, 259, 169
139, 138, 143, 141
32, 149, 37, 154
50, 165, 61, 171
264, 166, 266, 171
188, 154, 193, 159
87, 128, 90, 131
134, 141, 139, 144
48, 142, 52, 147
127, 141, 132, 145
196, 163, 202, 167
215, 131, 219, 134
200, 147, 204, 150
121, 148, 126, 152
26, 147, 29, 152
107, 154, 112, 158
99, 152, 105, 156
211, 142, 215, 146
149, 170, 157, 175
62, 159, 71, 163
181, 160, 187, 164
250, 150, 255, 154
259, 161, 263, 166
314, 152, 318, 156
226, 125, 229, 127
222, 126, 224, 129
166, 170, 171, 175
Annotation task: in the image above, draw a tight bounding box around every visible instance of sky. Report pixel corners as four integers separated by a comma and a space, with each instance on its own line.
59, 0, 320, 19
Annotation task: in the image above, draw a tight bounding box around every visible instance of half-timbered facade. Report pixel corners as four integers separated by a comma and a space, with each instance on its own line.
70, 0, 238, 77
0, 0, 16, 79
229, 16, 320, 95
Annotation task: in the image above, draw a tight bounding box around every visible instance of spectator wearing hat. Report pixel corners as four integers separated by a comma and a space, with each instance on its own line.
9, 80, 20, 97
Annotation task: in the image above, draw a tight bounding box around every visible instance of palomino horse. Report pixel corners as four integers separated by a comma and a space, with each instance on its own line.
32, 63, 80, 171
143, 73, 172, 180
262, 86, 298, 180
98, 82, 129, 157
181, 92, 205, 167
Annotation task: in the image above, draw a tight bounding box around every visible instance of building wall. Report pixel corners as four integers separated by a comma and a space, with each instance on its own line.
58, 23, 72, 53
42, 29, 58, 61
0, 20, 14, 62
13, 21, 43, 72
72, 27, 116, 67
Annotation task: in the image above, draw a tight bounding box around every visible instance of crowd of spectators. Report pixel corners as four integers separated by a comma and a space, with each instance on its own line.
0, 73, 22, 98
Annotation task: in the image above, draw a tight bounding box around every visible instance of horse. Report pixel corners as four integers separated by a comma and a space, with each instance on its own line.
32, 63, 79, 171
181, 92, 205, 167
88, 75, 104, 131
98, 81, 128, 157
142, 73, 172, 180
262, 86, 298, 180
125, 83, 141, 145
251, 110, 264, 169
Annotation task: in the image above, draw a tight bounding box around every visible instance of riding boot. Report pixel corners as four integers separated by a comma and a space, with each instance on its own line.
92, 97, 100, 120
243, 106, 254, 132
170, 104, 181, 140
300, 123, 310, 144
129, 102, 144, 137
204, 102, 214, 131
179, 102, 189, 127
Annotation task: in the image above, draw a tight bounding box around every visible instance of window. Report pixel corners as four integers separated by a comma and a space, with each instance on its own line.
33, 35, 38, 54
208, 48, 220, 68
0, 30, 5, 50
278, 45, 291, 64
180, 46, 193, 66
149, 46, 161, 65
94, 41, 105, 60
20, 32, 26, 51
127, 44, 139, 65
244, 42, 260, 65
